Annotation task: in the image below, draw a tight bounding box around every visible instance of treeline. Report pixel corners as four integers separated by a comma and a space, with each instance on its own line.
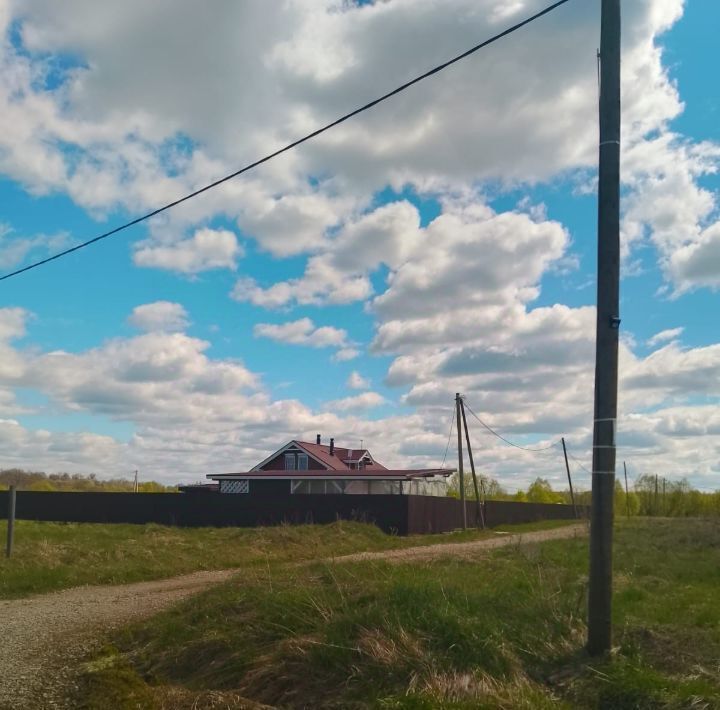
0, 469, 176, 493
449, 473, 720, 517
611, 474, 720, 518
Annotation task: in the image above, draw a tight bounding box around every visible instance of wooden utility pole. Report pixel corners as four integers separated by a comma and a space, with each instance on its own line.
455, 393, 467, 530
5, 485, 16, 558
623, 461, 630, 517
561, 438, 578, 518
654, 474, 659, 516
587, 0, 621, 657
460, 398, 485, 528
662, 477, 666, 515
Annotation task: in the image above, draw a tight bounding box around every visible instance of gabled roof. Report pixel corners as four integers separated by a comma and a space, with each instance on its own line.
209, 468, 452, 481
251, 440, 387, 472
296, 441, 387, 471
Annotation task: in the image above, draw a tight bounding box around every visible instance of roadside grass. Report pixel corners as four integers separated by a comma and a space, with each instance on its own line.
76, 518, 720, 709
0, 517, 575, 599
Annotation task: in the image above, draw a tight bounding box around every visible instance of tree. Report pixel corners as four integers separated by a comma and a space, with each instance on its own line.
447, 472, 506, 500
526, 478, 564, 504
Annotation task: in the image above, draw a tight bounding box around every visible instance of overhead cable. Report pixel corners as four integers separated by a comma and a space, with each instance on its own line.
565, 448, 592, 474
441, 408, 456, 469
0, 0, 574, 282
462, 399, 561, 453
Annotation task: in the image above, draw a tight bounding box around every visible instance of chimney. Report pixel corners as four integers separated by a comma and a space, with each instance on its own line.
330, 438, 335, 456
316, 434, 321, 445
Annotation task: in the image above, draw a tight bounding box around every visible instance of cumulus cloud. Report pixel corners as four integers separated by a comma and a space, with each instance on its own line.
347, 371, 370, 390
253, 318, 349, 349
669, 221, 720, 292
232, 200, 420, 309
127, 301, 190, 333
133, 227, 242, 274
1, 0, 711, 288
0, 2, 719, 490
332, 347, 361, 362
0, 302, 713, 488
647, 327, 683, 347
0, 223, 71, 270
325, 391, 387, 412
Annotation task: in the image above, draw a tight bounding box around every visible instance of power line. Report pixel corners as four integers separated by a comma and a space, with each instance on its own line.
462, 399, 561, 453
565, 448, 592, 474
0, 0, 574, 283
440, 408, 456, 469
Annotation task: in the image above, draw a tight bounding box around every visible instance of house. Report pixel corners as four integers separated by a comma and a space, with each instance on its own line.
206, 435, 451, 496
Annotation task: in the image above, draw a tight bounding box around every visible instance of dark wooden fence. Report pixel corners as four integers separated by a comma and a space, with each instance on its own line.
406, 496, 585, 534
0, 490, 584, 535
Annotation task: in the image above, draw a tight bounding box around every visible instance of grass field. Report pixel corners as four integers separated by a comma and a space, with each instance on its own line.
0, 518, 572, 599
73, 518, 720, 709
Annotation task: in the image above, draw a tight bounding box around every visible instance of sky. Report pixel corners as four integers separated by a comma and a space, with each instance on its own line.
0, 0, 718, 491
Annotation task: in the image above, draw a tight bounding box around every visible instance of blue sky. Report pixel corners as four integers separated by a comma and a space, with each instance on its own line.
0, 0, 718, 489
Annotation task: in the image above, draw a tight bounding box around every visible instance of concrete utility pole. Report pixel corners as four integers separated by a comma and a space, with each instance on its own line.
455, 393, 467, 530
587, 0, 621, 656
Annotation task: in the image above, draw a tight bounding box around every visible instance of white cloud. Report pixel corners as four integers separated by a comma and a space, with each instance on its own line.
0, 223, 71, 270
669, 221, 720, 292
347, 371, 370, 390
0, 302, 713, 488
0, 2, 719, 490
253, 318, 348, 349
325, 391, 387, 412
127, 301, 190, 333
621, 134, 720, 291
647, 327, 683, 347
231, 200, 420, 309
0, 307, 30, 342
0, 0, 707, 283
332, 347, 361, 362
133, 227, 242, 274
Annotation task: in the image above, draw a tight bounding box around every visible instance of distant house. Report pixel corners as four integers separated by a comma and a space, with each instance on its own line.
207, 435, 451, 496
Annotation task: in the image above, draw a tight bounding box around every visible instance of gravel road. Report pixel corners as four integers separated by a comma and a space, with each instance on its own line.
332, 522, 587, 563
0, 569, 238, 709
0, 524, 587, 709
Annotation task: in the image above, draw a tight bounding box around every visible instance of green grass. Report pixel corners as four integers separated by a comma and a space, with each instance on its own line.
75, 518, 720, 709
0, 518, 575, 599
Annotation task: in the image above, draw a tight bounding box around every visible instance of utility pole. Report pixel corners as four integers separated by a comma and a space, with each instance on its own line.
623, 461, 630, 517
455, 393, 467, 530
662, 477, 666, 515
587, 0, 621, 657
460, 398, 485, 528
654, 474, 659, 516
561, 438, 578, 518
6, 485, 16, 558
134, 469, 139, 493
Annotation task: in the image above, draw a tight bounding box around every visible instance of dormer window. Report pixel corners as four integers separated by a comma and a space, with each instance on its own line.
284, 453, 296, 470
298, 453, 308, 470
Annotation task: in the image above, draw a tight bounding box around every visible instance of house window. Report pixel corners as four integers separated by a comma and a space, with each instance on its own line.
297, 453, 308, 470
284, 453, 296, 470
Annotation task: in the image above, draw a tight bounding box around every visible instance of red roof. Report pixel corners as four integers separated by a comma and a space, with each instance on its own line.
210, 469, 450, 480
294, 441, 387, 471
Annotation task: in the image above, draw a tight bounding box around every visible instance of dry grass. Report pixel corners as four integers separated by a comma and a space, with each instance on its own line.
73, 518, 720, 709
0, 518, 576, 599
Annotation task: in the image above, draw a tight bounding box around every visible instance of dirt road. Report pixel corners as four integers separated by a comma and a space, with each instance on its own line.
334, 522, 587, 563
0, 569, 239, 709
0, 524, 587, 709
